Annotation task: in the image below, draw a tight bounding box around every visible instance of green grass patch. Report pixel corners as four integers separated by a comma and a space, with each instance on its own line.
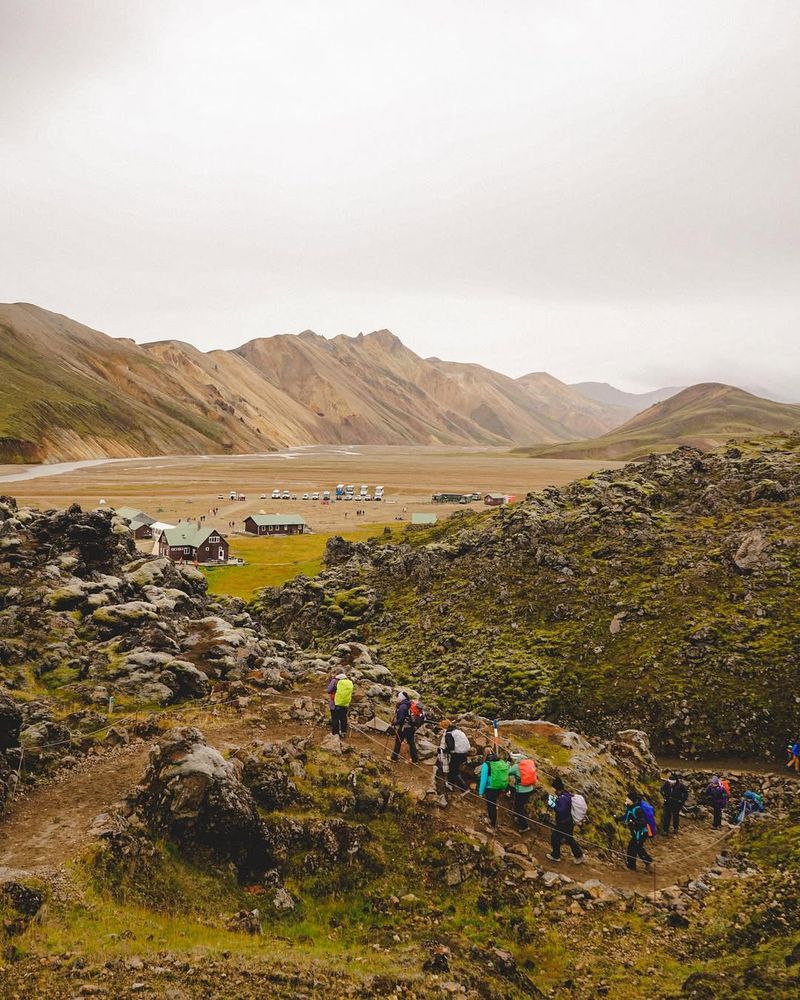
202, 524, 396, 599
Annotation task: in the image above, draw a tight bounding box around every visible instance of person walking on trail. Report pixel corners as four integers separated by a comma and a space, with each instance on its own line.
706, 776, 730, 829
327, 672, 353, 738
660, 772, 689, 835
619, 789, 654, 872
390, 692, 420, 764
439, 720, 470, 792
546, 777, 585, 864
787, 740, 800, 772
509, 752, 537, 832
478, 750, 509, 829
734, 789, 765, 824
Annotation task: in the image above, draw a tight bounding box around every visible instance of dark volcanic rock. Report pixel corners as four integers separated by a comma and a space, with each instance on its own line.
0, 690, 22, 750
133, 726, 268, 879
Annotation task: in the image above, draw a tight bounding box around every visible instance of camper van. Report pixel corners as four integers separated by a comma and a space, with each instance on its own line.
375, 485, 385, 501
335, 483, 344, 498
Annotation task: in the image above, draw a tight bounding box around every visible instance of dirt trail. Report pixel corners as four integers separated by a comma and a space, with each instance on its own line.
0, 714, 265, 873
0, 706, 736, 894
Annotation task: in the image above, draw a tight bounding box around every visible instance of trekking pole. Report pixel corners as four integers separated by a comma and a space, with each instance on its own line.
492, 719, 499, 754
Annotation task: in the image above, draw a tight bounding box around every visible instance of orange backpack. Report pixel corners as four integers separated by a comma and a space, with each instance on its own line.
517, 759, 538, 786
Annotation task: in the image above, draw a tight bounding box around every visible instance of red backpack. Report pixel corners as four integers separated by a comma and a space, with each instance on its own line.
408, 700, 427, 727
517, 759, 538, 786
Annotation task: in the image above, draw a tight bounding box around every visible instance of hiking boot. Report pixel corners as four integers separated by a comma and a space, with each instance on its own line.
572, 855, 585, 865
645, 862, 654, 872
545, 854, 561, 863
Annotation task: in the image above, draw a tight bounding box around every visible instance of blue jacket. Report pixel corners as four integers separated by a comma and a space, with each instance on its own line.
553, 791, 573, 825
621, 803, 648, 840
392, 698, 411, 729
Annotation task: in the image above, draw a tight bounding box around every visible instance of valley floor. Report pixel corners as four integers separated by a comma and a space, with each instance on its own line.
0, 446, 620, 539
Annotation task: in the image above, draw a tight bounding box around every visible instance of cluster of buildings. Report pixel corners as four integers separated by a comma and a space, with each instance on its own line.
114, 507, 307, 565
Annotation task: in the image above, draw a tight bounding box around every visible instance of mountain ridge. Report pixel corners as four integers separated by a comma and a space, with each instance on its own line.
516, 382, 800, 460
0, 302, 631, 462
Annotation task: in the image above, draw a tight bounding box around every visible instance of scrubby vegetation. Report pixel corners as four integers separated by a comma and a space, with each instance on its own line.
255, 435, 800, 756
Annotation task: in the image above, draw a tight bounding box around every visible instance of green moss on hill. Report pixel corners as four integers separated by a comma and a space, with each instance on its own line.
255, 435, 800, 756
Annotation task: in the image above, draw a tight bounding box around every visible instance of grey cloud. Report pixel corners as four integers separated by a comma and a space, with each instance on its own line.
1, 0, 798, 395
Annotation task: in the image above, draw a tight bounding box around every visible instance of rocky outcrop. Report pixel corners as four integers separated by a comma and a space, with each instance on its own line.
254, 436, 800, 756
132, 727, 268, 879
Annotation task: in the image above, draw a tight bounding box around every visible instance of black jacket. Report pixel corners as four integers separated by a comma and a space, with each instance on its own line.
661, 780, 688, 807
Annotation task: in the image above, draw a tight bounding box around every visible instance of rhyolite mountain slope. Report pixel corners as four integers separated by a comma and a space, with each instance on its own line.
0, 303, 630, 462
518, 383, 800, 461
255, 434, 800, 757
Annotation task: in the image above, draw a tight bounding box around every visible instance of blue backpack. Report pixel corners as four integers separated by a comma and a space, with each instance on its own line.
641, 799, 657, 838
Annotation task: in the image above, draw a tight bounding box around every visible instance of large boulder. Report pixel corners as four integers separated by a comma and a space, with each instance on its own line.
133, 727, 268, 879
91, 601, 159, 632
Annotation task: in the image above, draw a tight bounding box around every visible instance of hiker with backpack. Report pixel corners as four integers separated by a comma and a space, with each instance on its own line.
734, 789, 765, 824
326, 672, 354, 738
438, 719, 471, 793
477, 749, 510, 829
787, 740, 800, 772
706, 776, 730, 829
508, 752, 537, 832
660, 773, 689, 835
390, 692, 424, 764
619, 789, 654, 872
546, 777, 585, 864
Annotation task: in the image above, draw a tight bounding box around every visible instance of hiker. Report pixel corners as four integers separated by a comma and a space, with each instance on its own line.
619, 789, 654, 872
508, 752, 537, 832
660, 772, 689, 835
546, 777, 585, 864
734, 789, 766, 824
438, 719, 470, 792
390, 692, 420, 764
706, 776, 730, 829
477, 750, 509, 829
787, 740, 800, 772
326, 672, 353, 737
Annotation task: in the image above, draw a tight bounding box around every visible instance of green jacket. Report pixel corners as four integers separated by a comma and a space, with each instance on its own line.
508, 762, 535, 794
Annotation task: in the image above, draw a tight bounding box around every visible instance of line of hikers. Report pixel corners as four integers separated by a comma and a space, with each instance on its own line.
326, 673, 768, 872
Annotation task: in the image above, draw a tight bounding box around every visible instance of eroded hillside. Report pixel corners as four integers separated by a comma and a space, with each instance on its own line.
255, 434, 800, 756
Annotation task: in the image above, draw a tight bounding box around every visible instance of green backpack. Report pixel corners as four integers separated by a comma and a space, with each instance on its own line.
488, 759, 510, 790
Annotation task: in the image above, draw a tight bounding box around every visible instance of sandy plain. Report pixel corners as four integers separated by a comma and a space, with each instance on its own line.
0, 445, 620, 536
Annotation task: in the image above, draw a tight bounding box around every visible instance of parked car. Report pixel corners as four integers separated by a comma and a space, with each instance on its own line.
344, 494, 353, 501
302, 493, 310, 500
364, 494, 373, 501
271, 489, 281, 499
260, 494, 267, 500
311, 492, 320, 500
281, 491, 290, 500
291, 494, 298, 500
217, 494, 224, 500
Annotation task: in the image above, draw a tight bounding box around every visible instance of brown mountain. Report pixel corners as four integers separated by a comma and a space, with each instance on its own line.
516, 383, 800, 461
0, 302, 630, 463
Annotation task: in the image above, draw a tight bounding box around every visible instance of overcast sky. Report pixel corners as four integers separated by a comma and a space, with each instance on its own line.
2, 1, 799, 396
